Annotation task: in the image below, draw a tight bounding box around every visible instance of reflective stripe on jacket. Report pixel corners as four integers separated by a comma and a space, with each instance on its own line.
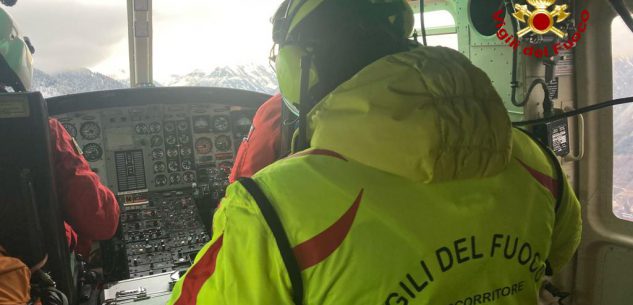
168, 46, 581, 305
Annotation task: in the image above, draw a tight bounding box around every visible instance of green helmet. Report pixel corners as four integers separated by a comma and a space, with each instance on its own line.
0, 6, 33, 92
272, 0, 414, 114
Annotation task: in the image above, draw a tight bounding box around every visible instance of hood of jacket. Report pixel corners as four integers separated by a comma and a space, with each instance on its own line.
308, 46, 513, 183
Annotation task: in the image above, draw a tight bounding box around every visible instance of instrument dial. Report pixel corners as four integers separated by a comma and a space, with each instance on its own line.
61, 123, 78, 138
135, 123, 149, 135
193, 116, 210, 132
181, 159, 193, 171
167, 160, 179, 172
164, 122, 176, 133
169, 173, 182, 185
82, 143, 103, 162
80, 121, 101, 140
214, 135, 232, 152
151, 135, 163, 147
166, 148, 179, 158
151, 149, 164, 160
179, 134, 191, 144
155, 175, 167, 187
180, 147, 193, 158
195, 137, 213, 154
212, 116, 230, 132
177, 121, 189, 132
165, 135, 177, 146
153, 161, 166, 173
183, 172, 196, 183
149, 122, 162, 133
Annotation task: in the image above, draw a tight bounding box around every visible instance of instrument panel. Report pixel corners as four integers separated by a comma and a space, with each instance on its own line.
48, 88, 265, 280
55, 104, 251, 194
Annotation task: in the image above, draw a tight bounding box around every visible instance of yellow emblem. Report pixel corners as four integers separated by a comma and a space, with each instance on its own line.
512, 0, 570, 38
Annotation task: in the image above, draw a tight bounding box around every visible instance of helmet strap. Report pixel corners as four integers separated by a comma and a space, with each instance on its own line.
297, 53, 314, 151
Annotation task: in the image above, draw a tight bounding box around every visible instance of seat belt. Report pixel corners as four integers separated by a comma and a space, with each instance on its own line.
238, 178, 304, 305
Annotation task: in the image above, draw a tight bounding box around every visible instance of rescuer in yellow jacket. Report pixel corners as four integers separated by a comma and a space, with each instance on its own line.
168, 0, 582, 304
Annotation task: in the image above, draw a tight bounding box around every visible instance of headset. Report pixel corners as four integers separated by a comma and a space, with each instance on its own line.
271, 0, 416, 150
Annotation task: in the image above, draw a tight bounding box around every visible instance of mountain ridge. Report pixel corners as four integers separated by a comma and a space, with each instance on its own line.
32, 64, 278, 98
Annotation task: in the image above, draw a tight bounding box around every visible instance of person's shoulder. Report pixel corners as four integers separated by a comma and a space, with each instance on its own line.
48, 117, 64, 128
0, 253, 29, 275
511, 128, 557, 178
48, 117, 63, 134
254, 94, 283, 123
249, 148, 358, 198
263, 93, 283, 108
259, 148, 349, 175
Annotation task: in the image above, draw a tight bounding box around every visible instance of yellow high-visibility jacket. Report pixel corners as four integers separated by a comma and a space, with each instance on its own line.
168, 47, 582, 305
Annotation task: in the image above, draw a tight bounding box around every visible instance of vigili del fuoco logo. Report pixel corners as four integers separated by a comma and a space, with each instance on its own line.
493, 0, 590, 58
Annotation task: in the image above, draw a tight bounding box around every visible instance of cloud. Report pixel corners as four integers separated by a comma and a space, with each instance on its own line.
150, 0, 280, 81
612, 17, 633, 60
4, 0, 286, 81
6, 0, 127, 72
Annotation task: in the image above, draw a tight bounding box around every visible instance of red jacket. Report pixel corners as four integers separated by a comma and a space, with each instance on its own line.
229, 94, 282, 183
49, 119, 119, 257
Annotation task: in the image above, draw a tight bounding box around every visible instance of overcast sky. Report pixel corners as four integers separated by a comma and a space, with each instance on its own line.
612, 17, 633, 60
6, 0, 281, 83
5, 1, 633, 83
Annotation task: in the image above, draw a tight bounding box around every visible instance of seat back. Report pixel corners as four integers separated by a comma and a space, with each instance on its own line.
0, 92, 74, 304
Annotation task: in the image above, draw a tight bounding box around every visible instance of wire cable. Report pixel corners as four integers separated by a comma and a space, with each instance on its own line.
512, 96, 633, 126
503, 0, 526, 107
419, 0, 427, 46
503, 0, 553, 112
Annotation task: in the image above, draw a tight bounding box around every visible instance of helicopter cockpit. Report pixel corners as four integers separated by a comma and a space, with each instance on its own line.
49, 87, 267, 303
2, 0, 633, 305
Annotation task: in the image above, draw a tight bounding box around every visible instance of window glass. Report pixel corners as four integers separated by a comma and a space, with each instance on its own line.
7, 1, 129, 97
414, 10, 456, 30
414, 10, 458, 50
10, 2, 457, 97
612, 16, 633, 222
153, 0, 279, 94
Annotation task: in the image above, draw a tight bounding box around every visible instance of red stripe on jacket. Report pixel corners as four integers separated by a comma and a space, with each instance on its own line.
293, 190, 363, 271
516, 159, 559, 198
174, 235, 224, 305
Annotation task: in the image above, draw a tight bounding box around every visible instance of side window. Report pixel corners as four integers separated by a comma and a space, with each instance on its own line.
414, 10, 458, 50
612, 17, 633, 222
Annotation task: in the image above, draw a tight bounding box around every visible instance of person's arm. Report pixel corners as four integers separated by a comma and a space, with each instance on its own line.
0, 254, 31, 304
168, 182, 292, 305
49, 119, 120, 241
229, 94, 282, 183
547, 174, 582, 273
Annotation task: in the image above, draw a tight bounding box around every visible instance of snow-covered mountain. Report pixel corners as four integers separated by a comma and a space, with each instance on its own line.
32, 64, 277, 98
164, 65, 277, 94
32, 68, 127, 97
